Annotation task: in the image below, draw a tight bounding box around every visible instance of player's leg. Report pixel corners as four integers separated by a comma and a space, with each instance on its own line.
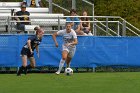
66, 47, 76, 68
24, 52, 35, 74
56, 50, 68, 75
65, 57, 72, 68
17, 55, 27, 76
29, 57, 36, 68
24, 57, 36, 74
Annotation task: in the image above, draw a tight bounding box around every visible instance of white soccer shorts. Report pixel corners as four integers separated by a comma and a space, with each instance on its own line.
62, 45, 76, 58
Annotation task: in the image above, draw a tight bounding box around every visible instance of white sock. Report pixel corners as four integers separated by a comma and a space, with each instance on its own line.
57, 59, 65, 72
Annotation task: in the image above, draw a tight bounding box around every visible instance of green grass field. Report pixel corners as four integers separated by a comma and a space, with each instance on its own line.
0, 72, 140, 93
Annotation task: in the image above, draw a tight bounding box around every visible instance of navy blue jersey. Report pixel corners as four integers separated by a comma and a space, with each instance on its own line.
23, 35, 42, 51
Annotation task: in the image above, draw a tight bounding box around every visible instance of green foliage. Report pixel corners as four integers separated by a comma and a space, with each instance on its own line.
94, 0, 140, 29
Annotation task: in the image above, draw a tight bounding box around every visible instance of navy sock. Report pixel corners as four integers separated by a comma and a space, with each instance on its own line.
26, 65, 32, 70
17, 66, 26, 75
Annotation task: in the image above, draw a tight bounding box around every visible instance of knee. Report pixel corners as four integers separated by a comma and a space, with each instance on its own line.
62, 57, 67, 61
22, 65, 27, 68
31, 64, 35, 68
22, 63, 27, 68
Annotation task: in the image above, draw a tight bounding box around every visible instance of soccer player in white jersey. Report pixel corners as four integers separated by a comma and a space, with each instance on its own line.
52, 23, 78, 75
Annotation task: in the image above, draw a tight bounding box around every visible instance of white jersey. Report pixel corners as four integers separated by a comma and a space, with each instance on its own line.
57, 29, 77, 46
57, 29, 77, 58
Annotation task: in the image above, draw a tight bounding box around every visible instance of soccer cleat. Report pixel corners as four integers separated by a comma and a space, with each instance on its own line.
16, 67, 23, 76
17, 73, 21, 76
55, 71, 60, 75
23, 69, 27, 75
17, 70, 21, 76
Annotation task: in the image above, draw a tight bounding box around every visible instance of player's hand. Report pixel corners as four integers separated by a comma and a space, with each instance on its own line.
55, 42, 58, 47
37, 52, 39, 58
30, 50, 33, 54
65, 43, 72, 47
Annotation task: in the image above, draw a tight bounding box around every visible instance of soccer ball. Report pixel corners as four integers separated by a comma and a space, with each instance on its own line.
65, 68, 73, 76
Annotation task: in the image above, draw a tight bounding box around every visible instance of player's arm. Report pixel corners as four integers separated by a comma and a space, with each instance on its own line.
70, 31, 78, 46
66, 38, 78, 47
35, 45, 39, 53
52, 32, 58, 47
27, 39, 33, 53
71, 38, 78, 45
35, 45, 39, 58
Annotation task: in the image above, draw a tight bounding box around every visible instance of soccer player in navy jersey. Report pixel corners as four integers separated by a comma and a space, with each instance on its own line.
17, 27, 44, 76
